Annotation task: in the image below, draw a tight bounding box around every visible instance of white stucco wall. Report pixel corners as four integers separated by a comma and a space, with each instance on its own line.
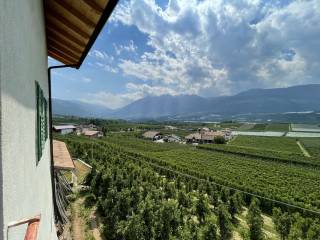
0, 0, 57, 239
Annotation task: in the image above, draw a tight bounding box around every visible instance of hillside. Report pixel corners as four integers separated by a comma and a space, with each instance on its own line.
53, 84, 320, 120
52, 99, 113, 118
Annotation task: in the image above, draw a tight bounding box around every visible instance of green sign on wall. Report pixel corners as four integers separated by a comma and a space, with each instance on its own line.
36, 82, 48, 163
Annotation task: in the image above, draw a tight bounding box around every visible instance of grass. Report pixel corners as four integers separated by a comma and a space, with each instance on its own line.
251, 124, 267, 131
74, 160, 92, 184
237, 123, 256, 131
147, 148, 320, 210
230, 135, 302, 154
265, 123, 289, 132
299, 138, 320, 158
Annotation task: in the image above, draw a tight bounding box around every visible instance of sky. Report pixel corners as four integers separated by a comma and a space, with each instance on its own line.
50, 0, 320, 110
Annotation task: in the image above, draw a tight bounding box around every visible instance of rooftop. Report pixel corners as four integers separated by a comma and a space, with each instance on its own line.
53, 140, 75, 170
83, 130, 100, 136
53, 125, 76, 130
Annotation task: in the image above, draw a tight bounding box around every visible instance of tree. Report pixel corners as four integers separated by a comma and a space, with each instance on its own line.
246, 198, 264, 240
122, 214, 146, 240
272, 208, 292, 240
214, 136, 226, 144
220, 187, 230, 203
306, 222, 320, 240
217, 204, 233, 240
196, 194, 210, 224
202, 216, 218, 240
228, 195, 240, 222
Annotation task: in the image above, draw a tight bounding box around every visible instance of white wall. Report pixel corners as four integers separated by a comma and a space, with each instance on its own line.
0, 0, 57, 239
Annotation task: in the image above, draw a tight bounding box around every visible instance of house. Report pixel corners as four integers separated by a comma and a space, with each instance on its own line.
185, 133, 202, 143
0, 0, 117, 239
143, 131, 162, 140
185, 131, 226, 144
164, 134, 181, 143
53, 125, 76, 135
165, 125, 178, 130
83, 130, 103, 138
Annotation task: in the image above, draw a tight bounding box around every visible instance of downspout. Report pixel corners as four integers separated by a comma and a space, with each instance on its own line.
47, 64, 77, 224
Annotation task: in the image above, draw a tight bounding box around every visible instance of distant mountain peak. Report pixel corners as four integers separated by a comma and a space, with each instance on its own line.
53, 84, 320, 119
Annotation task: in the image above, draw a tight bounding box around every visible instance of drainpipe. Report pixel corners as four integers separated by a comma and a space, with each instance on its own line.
47, 64, 77, 224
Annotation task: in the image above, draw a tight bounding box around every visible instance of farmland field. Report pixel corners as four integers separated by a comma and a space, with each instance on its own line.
230, 135, 302, 154
286, 132, 320, 138
300, 138, 320, 158
60, 136, 320, 212
232, 131, 285, 137
236, 123, 289, 132
237, 123, 256, 131
147, 148, 320, 210
56, 130, 320, 239
265, 123, 289, 132
251, 123, 267, 131
198, 144, 320, 167
291, 124, 320, 132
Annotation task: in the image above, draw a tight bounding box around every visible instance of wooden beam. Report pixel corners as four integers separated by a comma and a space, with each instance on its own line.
48, 40, 81, 60
48, 35, 83, 55
48, 46, 78, 64
46, 24, 87, 48
46, 11, 91, 39
48, 50, 75, 65
53, 0, 96, 28
82, 0, 105, 13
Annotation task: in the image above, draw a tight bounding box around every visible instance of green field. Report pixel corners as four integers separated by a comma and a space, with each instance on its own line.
147, 148, 320, 210
57, 133, 320, 239
265, 123, 289, 132
236, 123, 289, 132
198, 144, 320, 167
59, 134, 320, 211
300, 138, 320, 157
230, 135, 302, 154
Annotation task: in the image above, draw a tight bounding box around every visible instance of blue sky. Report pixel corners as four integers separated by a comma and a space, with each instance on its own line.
49, 0, 320, 109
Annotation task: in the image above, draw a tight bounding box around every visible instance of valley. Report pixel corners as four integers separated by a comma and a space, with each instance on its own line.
54, 118, 320, 239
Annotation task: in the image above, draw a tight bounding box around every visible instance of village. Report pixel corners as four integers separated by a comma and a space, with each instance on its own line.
52, 122, 233, 145
142, 126, 232, 144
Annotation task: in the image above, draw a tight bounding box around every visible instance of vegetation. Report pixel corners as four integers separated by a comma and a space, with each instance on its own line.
58, 136, 320, 239
300, 138, 320, 158
251, 124, 268, 131
265, 123, 289, 132
198, 144, 320, 167
247, 199, 264, 240
230, 136, 302, 154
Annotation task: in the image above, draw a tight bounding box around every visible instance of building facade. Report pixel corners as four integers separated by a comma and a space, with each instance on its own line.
0, 1, 57, 239
0, 0, 117, 239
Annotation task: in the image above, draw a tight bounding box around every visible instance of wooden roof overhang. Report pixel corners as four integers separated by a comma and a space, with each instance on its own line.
45, 0, 118, 68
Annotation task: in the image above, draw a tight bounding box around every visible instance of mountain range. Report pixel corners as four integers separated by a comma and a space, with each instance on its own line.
53, 84, 320, 120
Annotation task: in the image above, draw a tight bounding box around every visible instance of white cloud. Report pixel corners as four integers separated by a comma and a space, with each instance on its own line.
82, 77, 92, 83
113, 40, 138, 55
89, 50, 114, 62
81, 82, 183, 109
104, 64, 119, 73
81, 91, 141, 109
111, 0, 320, 96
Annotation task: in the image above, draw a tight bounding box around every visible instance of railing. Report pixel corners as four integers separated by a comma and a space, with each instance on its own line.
7, 215, 41, 240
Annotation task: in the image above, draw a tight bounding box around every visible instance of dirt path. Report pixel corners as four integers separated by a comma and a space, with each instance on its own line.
297, 141, 311, 157
90, 212, 104, 240
71, 198, 85, 240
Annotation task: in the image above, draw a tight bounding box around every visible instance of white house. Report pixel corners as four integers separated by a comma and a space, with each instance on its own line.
0, 0, 117, 239
53, 125, 76, 135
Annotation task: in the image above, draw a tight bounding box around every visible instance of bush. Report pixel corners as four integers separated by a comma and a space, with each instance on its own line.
214, 136, 226, 144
